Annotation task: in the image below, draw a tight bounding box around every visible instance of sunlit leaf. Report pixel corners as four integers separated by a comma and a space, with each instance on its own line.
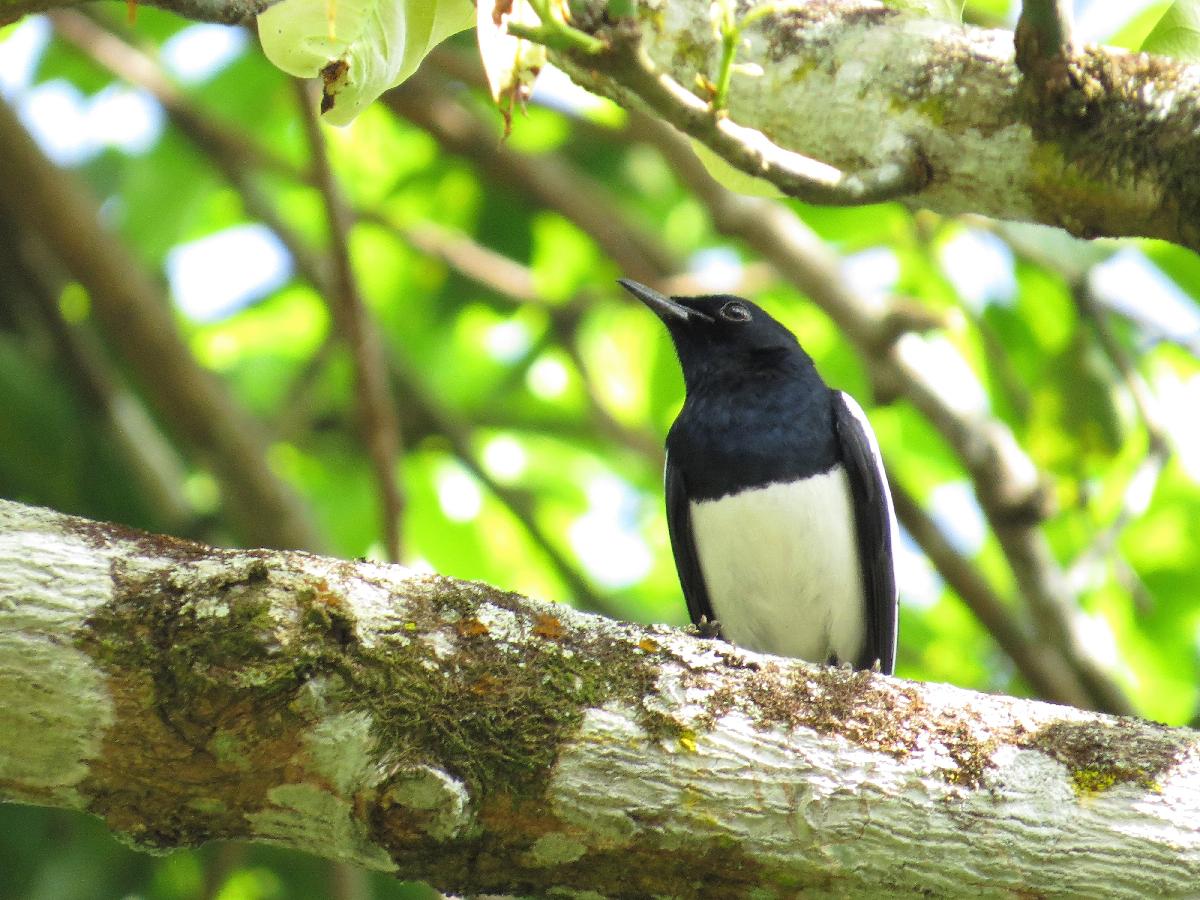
1141, 0, 1200, 61
258, 0, 473, 124
1107, 2, 1172, 50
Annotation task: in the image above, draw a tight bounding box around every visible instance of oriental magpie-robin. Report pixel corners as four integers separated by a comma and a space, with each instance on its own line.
620, 279, 897, 673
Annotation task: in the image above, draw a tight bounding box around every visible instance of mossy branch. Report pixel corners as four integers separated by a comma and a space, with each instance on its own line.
4, 497, 1200, 897
589, 33, 930, 205
543, 0, 1200, 252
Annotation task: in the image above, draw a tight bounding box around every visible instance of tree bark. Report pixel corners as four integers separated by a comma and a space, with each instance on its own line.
2, 497, 1199, 898
550, 0, 1200, 252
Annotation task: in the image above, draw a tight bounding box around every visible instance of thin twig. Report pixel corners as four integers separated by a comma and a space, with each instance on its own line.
295, 78, 406, 563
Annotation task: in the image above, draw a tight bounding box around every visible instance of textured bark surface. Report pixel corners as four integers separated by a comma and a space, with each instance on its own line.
2, 497, 1200, 898
553, 0, 1200, 251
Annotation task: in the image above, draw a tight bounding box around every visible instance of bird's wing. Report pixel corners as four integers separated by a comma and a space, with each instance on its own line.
833, 392, 898, 674
665, 451, 717, 630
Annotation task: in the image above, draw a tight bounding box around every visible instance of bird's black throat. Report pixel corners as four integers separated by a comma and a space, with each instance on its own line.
667, 357, 840, 502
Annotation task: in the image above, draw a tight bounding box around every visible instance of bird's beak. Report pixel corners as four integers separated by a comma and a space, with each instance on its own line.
617, 279, 711, 323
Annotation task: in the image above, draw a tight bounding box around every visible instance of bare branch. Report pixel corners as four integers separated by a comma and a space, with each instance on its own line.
295, 78, 406, 563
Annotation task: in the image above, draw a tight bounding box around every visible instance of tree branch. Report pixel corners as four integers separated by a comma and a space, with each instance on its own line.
586, 32, 930, 205
295, 79, 406, 563
2, 497, 1199, 898
550, 0, 1200, 252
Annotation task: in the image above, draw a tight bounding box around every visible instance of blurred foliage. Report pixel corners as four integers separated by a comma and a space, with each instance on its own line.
1, 0, 1200, 897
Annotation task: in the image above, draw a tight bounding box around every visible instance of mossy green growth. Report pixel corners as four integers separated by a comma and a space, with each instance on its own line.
75, 552, 327, 849
75, 552, 681, 859
1029, 718, 1188, 797
353, 575, 678, 799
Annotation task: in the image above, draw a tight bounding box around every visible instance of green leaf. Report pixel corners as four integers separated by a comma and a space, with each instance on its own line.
1107, 2, 1172, 50
1141, 0, 1200, 61
258, 0, 474, 125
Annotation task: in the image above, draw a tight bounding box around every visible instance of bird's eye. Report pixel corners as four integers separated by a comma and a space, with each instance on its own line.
720, 301, 752, 322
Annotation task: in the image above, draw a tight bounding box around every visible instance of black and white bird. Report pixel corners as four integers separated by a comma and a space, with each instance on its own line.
619, 279, 898, 674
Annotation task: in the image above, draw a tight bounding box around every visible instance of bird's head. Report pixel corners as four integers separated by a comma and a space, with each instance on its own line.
618, 279, 809, 391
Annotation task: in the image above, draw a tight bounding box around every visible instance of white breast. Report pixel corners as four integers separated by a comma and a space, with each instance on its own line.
688, 467, 865, 664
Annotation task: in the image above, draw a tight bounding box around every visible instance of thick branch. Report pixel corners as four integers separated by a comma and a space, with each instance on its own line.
586, 34, 930, 205
2, 498, 1199, 898
553, 0, 1200, 252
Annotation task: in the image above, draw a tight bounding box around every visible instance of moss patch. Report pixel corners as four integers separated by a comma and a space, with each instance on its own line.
76, 551, 696, 890
1027, 718, 1188, 796
1021, 45, 1200, 246
362, 575, 684, 796
76, 552, 330, 849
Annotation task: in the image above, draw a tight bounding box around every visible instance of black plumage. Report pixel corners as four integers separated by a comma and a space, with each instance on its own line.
620, 278, 897, 673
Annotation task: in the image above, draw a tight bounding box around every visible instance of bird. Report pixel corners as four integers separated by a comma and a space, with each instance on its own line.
619, 278, 897, 674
